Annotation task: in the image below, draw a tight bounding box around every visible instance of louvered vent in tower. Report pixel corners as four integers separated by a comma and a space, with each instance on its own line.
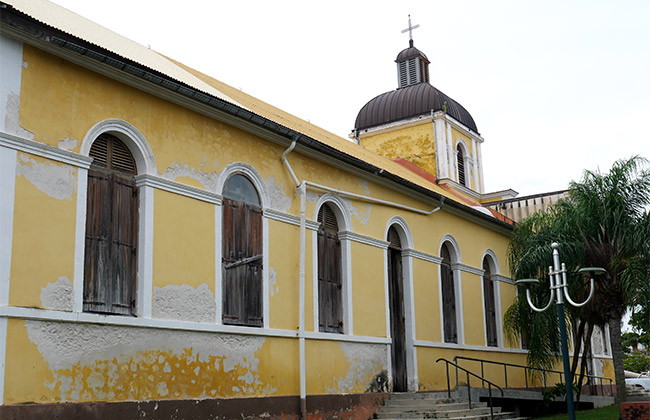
318, 204, 339, 232
89, 133, 137, 175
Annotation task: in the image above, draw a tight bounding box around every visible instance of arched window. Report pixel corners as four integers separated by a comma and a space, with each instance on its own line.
456, 144, 467, 187
387, 225, 407, 391
84, 133, 138, 315
483, 257, 498, 347
317, 203, 343, 333
222, 174, 263, 327
440, 243, 457, 343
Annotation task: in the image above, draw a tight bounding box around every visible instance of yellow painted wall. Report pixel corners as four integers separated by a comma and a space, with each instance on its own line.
351, 243, 386, 338
460, 273, 486, 347
360, 122, 436, 176
268, 220, 300, 331
413, 259, 441, 342
152, 190, 215, 291
9, 153, 77, 308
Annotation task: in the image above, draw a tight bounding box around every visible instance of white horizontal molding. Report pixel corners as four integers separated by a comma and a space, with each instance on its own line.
0, 305, 297, 338
263, 209, 320, 231
413, 339, 527, 354
0, 131, 92, 169
303, 331, 390, 345
452, 262, 485, 276
403, 249, 442, 264
135, 174, 221, 204
339, 231, 389, 249
492, 274, 514, 284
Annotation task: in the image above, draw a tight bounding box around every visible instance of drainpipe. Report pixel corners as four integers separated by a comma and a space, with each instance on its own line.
282, 136, 307, 419
282, 137, 445, 419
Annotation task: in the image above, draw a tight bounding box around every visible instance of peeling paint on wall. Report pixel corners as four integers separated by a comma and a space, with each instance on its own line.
304, 190, 320, 204
269, 267, 279, 296
57, 137, 78, 151
326, 342, 387, 393
159, 162, 219, 191
4, 92, 35, 139
357, 179, 370, 195
264, 176, 292, 213
40, 277, 74, 311
345, 197, 372, 225
24, 321, 274, 402
152, 283, 216, 323
16, 154, 76, 200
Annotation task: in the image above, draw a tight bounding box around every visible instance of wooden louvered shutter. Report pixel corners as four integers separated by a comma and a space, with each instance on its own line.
483, 259, 498, 347
222, 198, 263, 327
318, 205, 343, 333
84, 134, 137, 315
457, 145, 466, 187
441, 245, 457, 343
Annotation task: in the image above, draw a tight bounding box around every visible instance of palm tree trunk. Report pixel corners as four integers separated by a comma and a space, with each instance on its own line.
608, 316, 627, 403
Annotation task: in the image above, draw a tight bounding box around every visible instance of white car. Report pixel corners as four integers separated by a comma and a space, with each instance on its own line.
626, 370, 650, 396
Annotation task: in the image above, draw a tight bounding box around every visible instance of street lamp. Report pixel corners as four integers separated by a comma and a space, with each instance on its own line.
515, 242, 605, 420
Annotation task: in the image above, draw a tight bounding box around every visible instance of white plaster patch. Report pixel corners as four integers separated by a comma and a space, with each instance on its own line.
326, 342, 387, 393
269, 267, 279, 297
40, 277, 74, 311
357, 179, 370, 195
16, 154, 76, 200
25, 320, 268, 400
57, 137, 78, 151
344, 197, 372, 225
152, 283, 216, 323
264, 176, 292, 213
304, 189, 320, 204
4, 93, 34, 139
159, 162, 219, 191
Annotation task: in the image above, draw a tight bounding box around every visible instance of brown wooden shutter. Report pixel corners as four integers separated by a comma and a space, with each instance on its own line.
441, 245, 457, 343
222, 198, 263, 327
84, 133, 137, 316
483, 259, 498, 347
318, 204, 343, 333
457, 145, 466, 187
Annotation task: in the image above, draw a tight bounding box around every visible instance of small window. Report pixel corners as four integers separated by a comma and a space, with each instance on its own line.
483, 257, 498, 347
222, 174, 263, 327
84, 134, 138, 315
457, 144, 467, 187
317, 204, 343, 333
440, 244, 457, 343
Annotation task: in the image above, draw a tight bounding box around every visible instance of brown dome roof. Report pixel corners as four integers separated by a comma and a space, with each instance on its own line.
396, 45, 428, 62
354, 82, 478, 134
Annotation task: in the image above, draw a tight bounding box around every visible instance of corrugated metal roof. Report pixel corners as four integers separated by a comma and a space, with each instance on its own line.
4, 0, 245, 110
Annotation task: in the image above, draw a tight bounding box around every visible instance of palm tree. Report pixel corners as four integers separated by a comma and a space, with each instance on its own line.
505, 156, 650, 403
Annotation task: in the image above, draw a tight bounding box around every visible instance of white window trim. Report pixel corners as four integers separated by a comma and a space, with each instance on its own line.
438, 235, 464, 345
384, 217, 419, 391
312, 194, 352, 335
455, 139, 471, 189
480, 249, 503, 348
216, 163, 270, 329
75, 119, 156, 317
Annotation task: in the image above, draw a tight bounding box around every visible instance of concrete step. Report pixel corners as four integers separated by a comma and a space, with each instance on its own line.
376, 392, 527, 420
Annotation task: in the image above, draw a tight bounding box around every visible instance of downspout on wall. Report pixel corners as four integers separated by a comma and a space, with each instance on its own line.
281, 136, 445, 419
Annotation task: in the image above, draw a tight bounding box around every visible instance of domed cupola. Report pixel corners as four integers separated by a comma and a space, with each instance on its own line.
396, 39, 430, 88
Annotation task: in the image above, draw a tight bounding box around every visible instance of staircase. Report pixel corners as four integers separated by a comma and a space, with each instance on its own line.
375, 392, 526, 420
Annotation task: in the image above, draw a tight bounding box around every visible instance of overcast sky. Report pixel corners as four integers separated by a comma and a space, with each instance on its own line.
51, 0, 650, 196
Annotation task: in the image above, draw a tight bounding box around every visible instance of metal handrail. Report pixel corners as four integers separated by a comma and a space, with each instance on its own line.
436, 358, 504, 420
453, 356, 614, 396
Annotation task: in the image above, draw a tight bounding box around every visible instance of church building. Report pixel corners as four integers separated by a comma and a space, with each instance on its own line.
0, 1, 614, 418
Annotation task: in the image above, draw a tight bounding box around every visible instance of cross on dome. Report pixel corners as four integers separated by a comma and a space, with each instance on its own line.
401, 15, 420, 46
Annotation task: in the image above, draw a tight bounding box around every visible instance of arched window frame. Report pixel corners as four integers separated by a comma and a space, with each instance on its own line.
438, 235, 463, 344
216, 162, 269, 328
312, 194, 352, 334
383, 217, 418, 391
75, 119, 155, 316
455, 140, 470, 189
481, 250, 502, 348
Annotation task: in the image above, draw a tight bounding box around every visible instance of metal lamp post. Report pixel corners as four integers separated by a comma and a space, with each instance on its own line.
515, 242, 605, 420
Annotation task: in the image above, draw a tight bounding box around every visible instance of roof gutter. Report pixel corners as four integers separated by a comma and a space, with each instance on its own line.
0, 4, 512, 233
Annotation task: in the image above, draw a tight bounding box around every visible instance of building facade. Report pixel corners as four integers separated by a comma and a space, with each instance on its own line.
0, 1, 613, 418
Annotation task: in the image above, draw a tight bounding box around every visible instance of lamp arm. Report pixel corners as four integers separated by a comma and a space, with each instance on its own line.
526, 287, 554, 312
563, 278, 595, 307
